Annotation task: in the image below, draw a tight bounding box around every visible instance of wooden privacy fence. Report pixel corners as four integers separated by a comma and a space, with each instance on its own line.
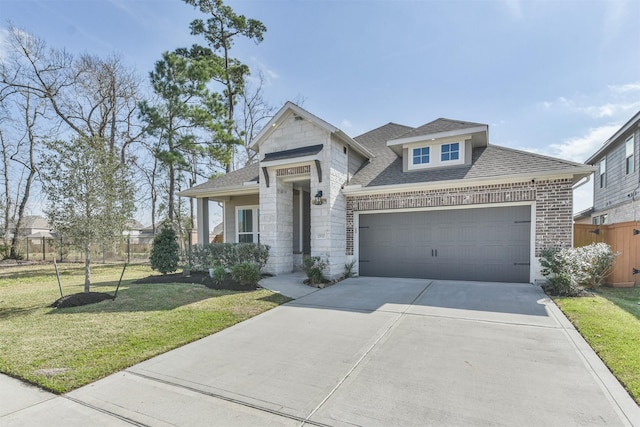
574, 222, 639, 287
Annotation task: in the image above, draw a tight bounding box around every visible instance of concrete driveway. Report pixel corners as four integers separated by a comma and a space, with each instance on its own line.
3, 278, 639, 426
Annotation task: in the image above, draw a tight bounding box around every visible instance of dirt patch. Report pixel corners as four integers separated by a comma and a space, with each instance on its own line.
51, 292, 114, 308
135, 271, 258, 292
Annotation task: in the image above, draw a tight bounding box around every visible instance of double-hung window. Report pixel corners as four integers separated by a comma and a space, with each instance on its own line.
412, 147, 430, 165
236, 206, 259, 243
626, 135, 634, 175
599, 158, 606, 188
441, 143, 460, 161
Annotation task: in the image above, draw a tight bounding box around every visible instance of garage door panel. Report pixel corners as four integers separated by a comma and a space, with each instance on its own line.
358, 206, 531, 283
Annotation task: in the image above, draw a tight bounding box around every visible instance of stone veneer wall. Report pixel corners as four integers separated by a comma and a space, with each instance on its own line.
346, 178, 574, 258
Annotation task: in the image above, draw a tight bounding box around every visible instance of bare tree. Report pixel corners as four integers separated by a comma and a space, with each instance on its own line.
0, 25, 145, 164
0, 25, 146, 259
233, 71, 275, 169
0, 75, 48, 258
134, 139, 164, 234
6, 92, 43, 258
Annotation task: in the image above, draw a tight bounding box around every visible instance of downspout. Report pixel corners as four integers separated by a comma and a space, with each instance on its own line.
572, 174, 591, 191
570, 175, 592, 250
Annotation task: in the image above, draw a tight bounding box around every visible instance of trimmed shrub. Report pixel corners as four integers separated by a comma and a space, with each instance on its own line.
303, 256, 327, 285
188, 244, 210, 271
235, 243, 270, 269
150, 227, 180, 275
540, 243, 618, 296
231, 262, 262, 286
185, 242, 270, 274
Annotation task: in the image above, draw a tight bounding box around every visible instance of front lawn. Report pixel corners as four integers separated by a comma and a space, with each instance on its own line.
554, 286, 640, 404
0, 263, 290, 393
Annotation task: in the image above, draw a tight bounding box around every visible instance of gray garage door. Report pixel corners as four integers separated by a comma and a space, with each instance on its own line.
358, 205, 531, 283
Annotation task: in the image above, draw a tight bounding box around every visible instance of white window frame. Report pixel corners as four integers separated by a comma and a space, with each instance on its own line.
406, 140, 465, 171
235, 205, 259, 243
599, 157, 606, 188
441, 142, 461, 162
626, 135, 634, 175
412, 146, 430, 165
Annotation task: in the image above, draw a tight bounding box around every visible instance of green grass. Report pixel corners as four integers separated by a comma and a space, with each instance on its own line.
0, 263, 290, 393
554, 287, 640, 404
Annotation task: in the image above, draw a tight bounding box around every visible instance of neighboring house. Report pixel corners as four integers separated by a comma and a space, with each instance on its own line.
573, 207, 595, 224
212, 222, 224, 243
181, 102, 593, 283
584, 110, 640, 224
574, 110, 640, 286
124, 220, 146, 244
7, 215, 52, 238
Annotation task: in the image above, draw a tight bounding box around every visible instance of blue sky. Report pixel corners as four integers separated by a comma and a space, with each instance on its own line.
1, 0, 639, 222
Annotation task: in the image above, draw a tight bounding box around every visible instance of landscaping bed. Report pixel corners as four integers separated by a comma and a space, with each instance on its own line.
135, 271, 258, 291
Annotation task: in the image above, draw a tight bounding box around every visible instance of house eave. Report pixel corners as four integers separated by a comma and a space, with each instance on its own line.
387, 125, 488, 147
178, 182, 259, 199
343, 167, 595, 196
585, 110, 640, 164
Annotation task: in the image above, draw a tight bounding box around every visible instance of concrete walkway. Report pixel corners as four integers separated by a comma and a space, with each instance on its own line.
258, 271, 319, 299
2, 277, 639, 426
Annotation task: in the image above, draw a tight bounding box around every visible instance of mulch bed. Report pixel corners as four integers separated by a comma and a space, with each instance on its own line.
134, 271, 258, 292
51, 292, 114, 308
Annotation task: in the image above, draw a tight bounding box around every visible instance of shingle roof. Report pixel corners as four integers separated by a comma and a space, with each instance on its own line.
393, 118, 486, 140
186, 162, 259, 192
9, 215, 49, 230
350, 128, 591, 187
184, 117, 592, 196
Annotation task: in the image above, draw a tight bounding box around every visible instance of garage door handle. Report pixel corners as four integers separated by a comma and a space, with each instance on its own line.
431, 249, 438, 257
435, 249, 437, 257
513, 263, 530, 266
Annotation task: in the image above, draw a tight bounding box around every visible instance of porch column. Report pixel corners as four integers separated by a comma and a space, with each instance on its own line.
197, 197, 210, 245
260, 170, 294, 275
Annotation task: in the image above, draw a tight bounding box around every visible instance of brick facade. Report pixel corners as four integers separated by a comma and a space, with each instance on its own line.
346, 178, 573, 257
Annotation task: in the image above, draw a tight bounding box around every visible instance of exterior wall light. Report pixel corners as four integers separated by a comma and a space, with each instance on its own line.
313, 190, 326, 205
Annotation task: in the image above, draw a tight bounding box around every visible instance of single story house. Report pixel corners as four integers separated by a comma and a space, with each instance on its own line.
180, 102, 594, 283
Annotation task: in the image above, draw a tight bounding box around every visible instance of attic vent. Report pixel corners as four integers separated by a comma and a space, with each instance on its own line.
276, 165, 311, 177
294, 115, 304, 121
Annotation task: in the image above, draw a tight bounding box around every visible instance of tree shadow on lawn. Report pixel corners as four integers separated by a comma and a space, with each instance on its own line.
595, 287, 640, 321
0, 305, 44, 320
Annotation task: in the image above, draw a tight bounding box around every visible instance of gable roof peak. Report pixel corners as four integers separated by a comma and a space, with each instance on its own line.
251, 101, 374, 159
396, 117, 488, 140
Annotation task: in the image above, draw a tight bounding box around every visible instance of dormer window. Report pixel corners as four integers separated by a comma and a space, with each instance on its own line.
412, 147, 430, 165
441, 143, 460, 161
